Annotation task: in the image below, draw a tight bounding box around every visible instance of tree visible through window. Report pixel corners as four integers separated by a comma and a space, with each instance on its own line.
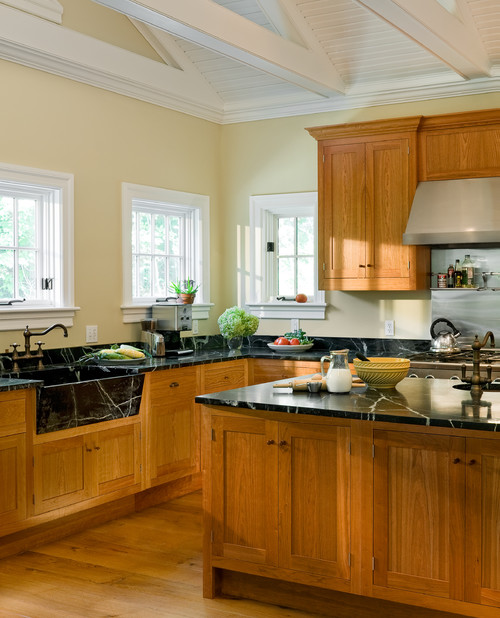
275, 215, 314, 298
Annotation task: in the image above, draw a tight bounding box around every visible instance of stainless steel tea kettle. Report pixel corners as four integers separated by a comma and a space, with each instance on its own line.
430, 318, 461, 353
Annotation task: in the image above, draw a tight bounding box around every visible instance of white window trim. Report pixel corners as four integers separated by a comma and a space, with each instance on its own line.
121, 182, 212, 323
0, 161, 77, 331
248, 192, 326, 320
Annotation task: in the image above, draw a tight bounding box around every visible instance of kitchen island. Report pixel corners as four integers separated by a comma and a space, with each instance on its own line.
197, 378, 500, 618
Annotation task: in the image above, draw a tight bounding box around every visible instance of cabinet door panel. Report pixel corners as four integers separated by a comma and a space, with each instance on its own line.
321, 142, 366, 281
466, 438, 500, 608
279, 422, 350, 580
211, 416, 278, 566
0, 434, 26, 525
33, 436, 93, 514
367, 139, 410, 280
373, 430, 465, 600
149, 400, 199, 486
93, 423, 142, 496
202, 360, 247, 393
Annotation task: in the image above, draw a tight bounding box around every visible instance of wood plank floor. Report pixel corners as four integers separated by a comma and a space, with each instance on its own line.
0, 492, 319, 618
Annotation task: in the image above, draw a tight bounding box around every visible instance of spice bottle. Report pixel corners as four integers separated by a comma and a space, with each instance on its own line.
454, 259, 462, 288
447, 264, 454, 288
462, 254, 474, 288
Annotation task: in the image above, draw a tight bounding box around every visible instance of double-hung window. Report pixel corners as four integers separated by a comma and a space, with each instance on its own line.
122, 183, 210, 322
248, 192, 325, 320
0, 162, 75, 331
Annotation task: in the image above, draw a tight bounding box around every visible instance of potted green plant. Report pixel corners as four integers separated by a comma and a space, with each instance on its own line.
217, 306, 259, 350
169, 279, 200, 304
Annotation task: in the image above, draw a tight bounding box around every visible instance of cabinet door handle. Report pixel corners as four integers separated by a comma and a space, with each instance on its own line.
85, 447, 92, 453
267, 439, 275, 445
359, 264, 366, 268
279, 440, 288, 447
94, 446, 100, 451
366, 264, 374, 268
452, 457, 461, 464
170, 382, 179, 388
468, 459, 477, 466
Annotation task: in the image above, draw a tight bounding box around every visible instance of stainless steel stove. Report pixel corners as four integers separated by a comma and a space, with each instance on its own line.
409, 348, 500, 380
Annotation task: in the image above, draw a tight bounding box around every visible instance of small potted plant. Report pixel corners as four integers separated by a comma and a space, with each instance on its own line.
218, 306, 259, 350
169, 279, 200, 304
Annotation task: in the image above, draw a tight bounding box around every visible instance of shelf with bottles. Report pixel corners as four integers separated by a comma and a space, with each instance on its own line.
430, 247, 500, 291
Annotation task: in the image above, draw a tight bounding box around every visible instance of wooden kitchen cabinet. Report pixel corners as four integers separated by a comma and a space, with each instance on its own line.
33, 420, 142, 515
0, 390, 32, 528
307, 117, 429, 291
373, 430, 466, 601
146, 367, 200, 487
200, 360, 247, 394
209, 413, 351, 586
466, 437, 500, 609
418, 109, 500, 181
249, 359, 321, 385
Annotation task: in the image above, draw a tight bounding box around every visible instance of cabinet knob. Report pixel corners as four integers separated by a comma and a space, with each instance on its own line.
366, 264, 374, 268
170, 382, 179, 388
468, 459, 477, 466
452, 457, 461, 464
267, 439, 275, 445
279, 440, 288, 447
359, 264, 366, 268
94, 446, 100, 451
85, 447, 92, 452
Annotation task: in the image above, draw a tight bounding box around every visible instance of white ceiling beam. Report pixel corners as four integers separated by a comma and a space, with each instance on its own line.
354, 0, 490, 79
91, 0, 345, 96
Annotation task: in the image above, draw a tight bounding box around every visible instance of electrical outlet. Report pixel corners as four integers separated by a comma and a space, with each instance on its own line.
291, 318, 299, 332
86, 325, 98, 343
192, 319, 199, 335
384, 320, 395, 337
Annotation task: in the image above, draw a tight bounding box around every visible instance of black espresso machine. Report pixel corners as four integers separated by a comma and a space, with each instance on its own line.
142, 302, 194, 357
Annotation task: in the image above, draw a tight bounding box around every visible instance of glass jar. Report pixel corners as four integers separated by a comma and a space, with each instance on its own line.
320, 349, 352, 393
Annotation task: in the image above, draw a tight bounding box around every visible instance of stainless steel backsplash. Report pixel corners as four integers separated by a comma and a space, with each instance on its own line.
431, 247, 500, 344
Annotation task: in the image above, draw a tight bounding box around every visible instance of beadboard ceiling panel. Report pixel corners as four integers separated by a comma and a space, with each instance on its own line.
0, 0, 498, 123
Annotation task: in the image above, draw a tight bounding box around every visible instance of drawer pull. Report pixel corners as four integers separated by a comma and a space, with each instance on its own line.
170, 382, 180, 388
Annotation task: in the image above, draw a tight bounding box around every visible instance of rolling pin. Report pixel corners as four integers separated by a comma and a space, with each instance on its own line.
273, 374, 364, 391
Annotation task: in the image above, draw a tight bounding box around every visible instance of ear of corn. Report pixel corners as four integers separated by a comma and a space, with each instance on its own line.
118, 345, 146, 359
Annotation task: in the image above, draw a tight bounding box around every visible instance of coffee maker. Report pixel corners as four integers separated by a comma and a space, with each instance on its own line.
150, 302, 194, 356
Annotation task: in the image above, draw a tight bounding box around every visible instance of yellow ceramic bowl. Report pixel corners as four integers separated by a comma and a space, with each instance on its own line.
353, 357, 410, 389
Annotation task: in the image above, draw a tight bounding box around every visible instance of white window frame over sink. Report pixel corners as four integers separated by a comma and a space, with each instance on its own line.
0, 161, 77, 332
121, 182, 212, 323
247, 192, 326, 320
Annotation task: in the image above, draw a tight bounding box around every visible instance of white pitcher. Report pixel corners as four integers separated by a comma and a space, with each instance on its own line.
320, 349, 352, 393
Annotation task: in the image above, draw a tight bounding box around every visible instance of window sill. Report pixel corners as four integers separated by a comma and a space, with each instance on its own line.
121, 303, 213, 323
0, 306, 80, 331
246, 302, 327, 320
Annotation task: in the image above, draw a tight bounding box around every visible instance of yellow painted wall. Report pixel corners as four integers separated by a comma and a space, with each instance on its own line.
0, 50, 498, 352
220, 93, 500, 341
0, 59, 221, 352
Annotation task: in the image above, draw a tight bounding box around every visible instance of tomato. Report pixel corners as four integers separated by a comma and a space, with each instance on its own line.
275, 337, 290, 345
289, 338, 301, 345
295, 293, 307, 303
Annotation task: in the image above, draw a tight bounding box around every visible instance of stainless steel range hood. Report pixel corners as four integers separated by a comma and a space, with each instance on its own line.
403, 177, 500, 245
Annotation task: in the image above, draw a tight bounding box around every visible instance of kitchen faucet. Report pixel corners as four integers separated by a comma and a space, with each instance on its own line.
11, 323, 68, 371
461, 331, 496, 402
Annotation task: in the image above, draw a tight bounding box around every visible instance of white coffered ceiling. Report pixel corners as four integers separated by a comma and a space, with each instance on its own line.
1, 0, 499, 123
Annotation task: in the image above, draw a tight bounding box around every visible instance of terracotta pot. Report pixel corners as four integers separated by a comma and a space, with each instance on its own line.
179, 293, 196, 304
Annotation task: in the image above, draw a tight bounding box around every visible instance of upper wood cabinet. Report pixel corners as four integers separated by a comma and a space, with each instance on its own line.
307, 117, 430, 291
418, 109, 500, 181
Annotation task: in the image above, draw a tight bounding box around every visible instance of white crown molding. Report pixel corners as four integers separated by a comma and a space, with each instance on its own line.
0, 0, 62, 23
0, 2, 498, 125
0, 3, 224, 123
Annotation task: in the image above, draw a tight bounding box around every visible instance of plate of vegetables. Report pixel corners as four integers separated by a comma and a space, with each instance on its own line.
80, 344, 150, 364
267, 329, 314, 352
